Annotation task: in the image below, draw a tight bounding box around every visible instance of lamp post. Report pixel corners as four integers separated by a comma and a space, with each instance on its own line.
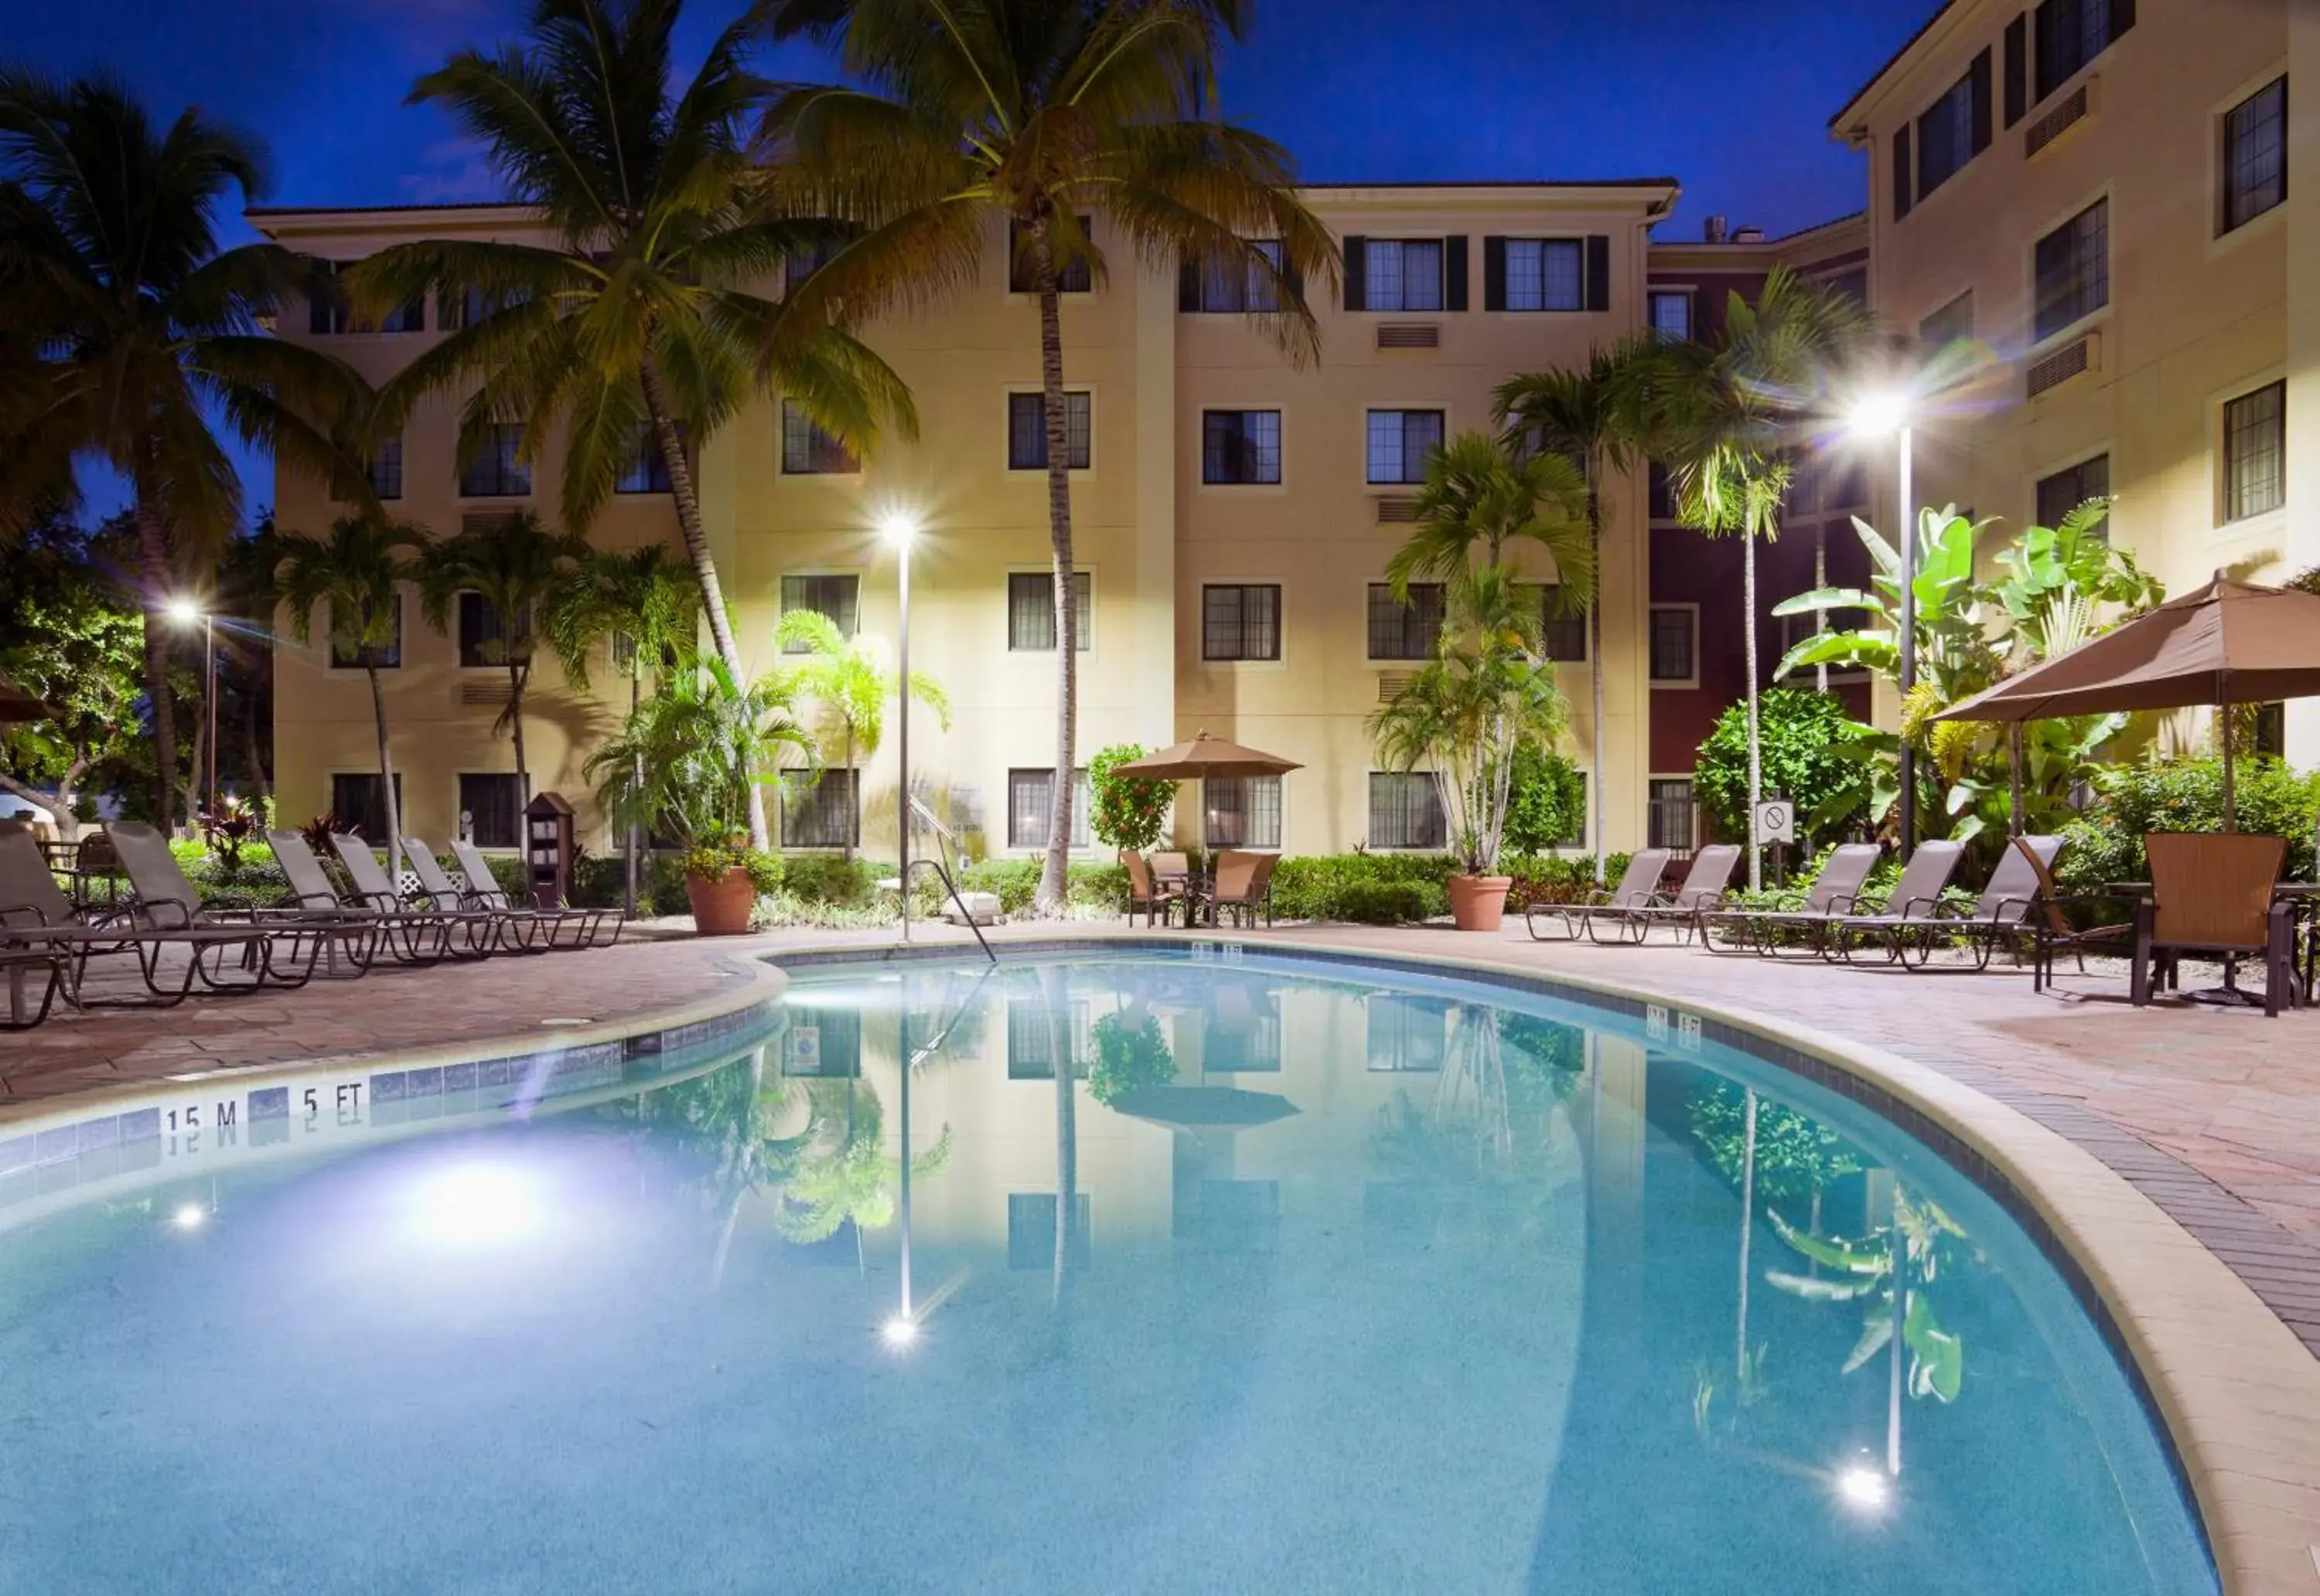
166, 598, 217, 830
1848, 394, 1917, 862
882, 514, 919, 943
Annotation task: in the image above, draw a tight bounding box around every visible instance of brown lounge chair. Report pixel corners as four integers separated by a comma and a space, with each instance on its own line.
1206, 850, 1279, 929
1821, 839, 1968, 963
1585, 844, 1742, 946
1123, 851, 1187, 927
326, 832, 500, 960
1835, 834, 2066, 970
97, 822, 346, 997
446, 838, 623, 949
2009, 840, 2139, 998
1697, 843, 1882, 957
2134, 832, 2297, 1016
1525, 848, 1673, 943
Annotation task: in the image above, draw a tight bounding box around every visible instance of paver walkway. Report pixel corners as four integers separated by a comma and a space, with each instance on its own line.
6, 916, 2318, 1359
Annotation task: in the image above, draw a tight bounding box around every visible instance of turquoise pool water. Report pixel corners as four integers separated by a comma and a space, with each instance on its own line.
0, 952, 2213, 1594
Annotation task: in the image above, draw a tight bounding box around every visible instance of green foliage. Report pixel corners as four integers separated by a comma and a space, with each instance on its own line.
0, 530, 147, 821
909, 859, 1128, 918
1695, 689, 1873, 841
1687, 1082, 1863, 1206
1505, 851, 1635, 908
1088, 1011, 1175, 1105
1267, 852, 1456, 922
1500, 742, 1588, 854
1087, 744, 1174, 854
676, 842, 783, 894
2055, 755, 2320, 900
1763, 1192, 1971, 1406
1333, 880, 1435, 925
1387, 430, 1595, 604
585, 653, 814, 848
773, 609, 949, 844
777, 852, 882, 907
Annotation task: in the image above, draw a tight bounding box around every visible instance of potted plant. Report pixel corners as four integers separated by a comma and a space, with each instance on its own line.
586, 651, 815, 935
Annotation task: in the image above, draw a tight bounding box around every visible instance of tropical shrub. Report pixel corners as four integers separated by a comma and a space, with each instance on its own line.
1500, 742, 1588, 854
2055, 755, 2320, 899
1333, 881, 1435, 925
1087, 744, 1175, 855
1694, 689, 1872, 843
1088, 1011, 1175, 1104
1268, 853, 1458, 922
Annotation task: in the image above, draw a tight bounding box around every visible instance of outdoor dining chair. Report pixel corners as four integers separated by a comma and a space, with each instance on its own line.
1121, 852, 1186, 928
1206, 850, 1278, 929
2135, 833, 2296, 1016
1697, 843, 1882, 958
1525, 849, 1673, 943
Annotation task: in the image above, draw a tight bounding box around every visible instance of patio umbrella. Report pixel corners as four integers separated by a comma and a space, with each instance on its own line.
1934, 575, 2320, 830
1104, 1086, 1299, 1130
0, 672, 56, 723
1111, 731, 1303, 780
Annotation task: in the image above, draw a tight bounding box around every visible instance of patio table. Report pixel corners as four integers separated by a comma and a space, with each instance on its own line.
1153, 870, 1214, 929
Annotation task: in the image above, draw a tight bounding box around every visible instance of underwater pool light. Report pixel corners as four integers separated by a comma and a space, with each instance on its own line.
880, 1315, 919, 1349
171, 1202, 206, 1232
1836, 1464, 1892, 1512
409, 1161, 544, 1248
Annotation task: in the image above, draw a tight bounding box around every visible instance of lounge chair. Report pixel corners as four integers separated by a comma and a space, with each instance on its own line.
264, 827, 479, 968
1834, 834, 2065, 970
1206, 850, 1278, 929
445, 838, 623, 948
1122, 852, 1186, 927
1697, 843, 1882, 957
1581, 844, 1741, 946
1824, 840, 1969, 963
2135, 833, 2296, 1015
99, 821, 340, 996
1525, 848, 1672, 943
326, 833, 499, 960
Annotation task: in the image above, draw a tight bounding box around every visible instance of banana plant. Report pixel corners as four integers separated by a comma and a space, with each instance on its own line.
1768, 506, 2001, 704
1764, 1190, 1969, 1403
1987, 500, 2163, 671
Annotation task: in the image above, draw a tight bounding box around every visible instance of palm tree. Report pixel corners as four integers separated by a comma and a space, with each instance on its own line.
772, 609, 950, 863
1496, 343, 1652, 885
585, 652, 816, 851
543, 544, 701, 909
757, 0, 1337, 912
1617, 268, 1871, 888
344, 0, 916, 851
0, 73, 371, 829
275, 515, 427, 876
1385, 431, 1594, 602
418, 510, 584, 807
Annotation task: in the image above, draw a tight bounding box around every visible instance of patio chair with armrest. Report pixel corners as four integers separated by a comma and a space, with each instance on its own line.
446, 838, 623, 948
1837, 834, 2068, 970
1697, 843, 1882, 958
401, 840, 549, 953
2135, 833, 2296, 1016
1122, 852, 1186, 928
1587, 845, 1742, 946
2008, 841, 2140, 998
101, 822, 343, 996
1206, 850, 1278, 929
326, 833, 499, 960
1825, 840, 1968, 965
1525, 849, 1673, 943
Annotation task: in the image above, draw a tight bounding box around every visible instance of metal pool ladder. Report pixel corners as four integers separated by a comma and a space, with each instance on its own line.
906, 796, 997, 964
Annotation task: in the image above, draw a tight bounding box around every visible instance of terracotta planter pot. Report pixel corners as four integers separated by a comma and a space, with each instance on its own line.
685, 866, 757, 936
1447, 873, 1513, 933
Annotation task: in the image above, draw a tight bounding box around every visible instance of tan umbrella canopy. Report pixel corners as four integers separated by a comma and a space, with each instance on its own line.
1935, 575, 2320, 829
1112, 731, 1303, 780
0, 672, 56, 724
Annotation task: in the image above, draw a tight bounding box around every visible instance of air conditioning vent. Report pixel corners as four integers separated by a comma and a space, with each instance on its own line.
460, 511, 525, 535
1376, 496, 1420, 523
459, 680, 513, 707
1375, 322, 1440, 350
2025, 83, 2090, 159
1376, 673, 1415, 701
2025, 332, 2098, 398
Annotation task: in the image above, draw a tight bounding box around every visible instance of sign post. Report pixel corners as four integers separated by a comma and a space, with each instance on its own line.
1753, 797, 1796, 888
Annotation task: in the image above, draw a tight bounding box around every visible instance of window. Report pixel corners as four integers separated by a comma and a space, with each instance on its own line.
2035, 0, 2130, 104
1203, 775, 1281, 849
329, 773, 401, 842
366, 436, 404, 501
1916, 52, 1992, 200
1006, 1192, 1090, 1270
616, 425, 673, 493
458, 773, 522, 849
1360, 238, 1445, 312
377, 295, 425, 334
2032, 199, 2109, 342
1538, 586, 1588, 662
1368, 772, 1446, 850
458, 592, 529, 668
1820, 267, 1870, 309
1006, 768, 1091, 850
1647, 779, 1697, 853
2223, 381, 2286, 523
1648, 462, 1680, 521
1648, 290, 1692, 341
459, 424, 531, 497
1649, 606, 1697, 683
779, 575, 860, 651
308, 262, 350, 336
781, 769, 859, 849
1202, 583, 1281, 661
2036, 453, 2110, 534
1007, 571, 1093, 652
1365, 408, 1445, 485
1008, 390, 1092, 471
1006, 1000, 1090, 1079
1202, 410, 1281, 485
1919, 291, 1975, 350
1366, 582, 1443, 660
1008, 217, 1093, 294
444, 285, 529, 332
780, 401, 858, 475
2255, 703, 2287, 759
329, 594, 402, 670
783, 238, 841, 298
1500, 239, 1584, 312
2222, 78, 2288, 235
1186, 239, 1284, 312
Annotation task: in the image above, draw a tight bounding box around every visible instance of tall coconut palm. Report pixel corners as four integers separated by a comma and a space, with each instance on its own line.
757, 0, 1336, 912
543, 543, 701, 910
1495, 342, 1653, 885
344, 0, 917, 850
275, 515, 427, 878
0, 73, 372, 829
1616, 268, 1871, 888
418, 510, 585, 807
773, 608, 950, 863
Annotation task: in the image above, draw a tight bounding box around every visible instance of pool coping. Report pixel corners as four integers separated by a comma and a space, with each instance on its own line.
767, 933, 2320, 1596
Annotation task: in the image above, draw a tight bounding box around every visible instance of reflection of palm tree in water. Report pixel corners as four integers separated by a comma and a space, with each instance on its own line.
772, 1076, 953, 1271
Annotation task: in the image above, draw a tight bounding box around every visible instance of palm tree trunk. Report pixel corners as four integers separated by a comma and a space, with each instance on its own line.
1743, 530, 1762, 892
626, 667, 642, 916
841, 725, 855, 865
507, 660, 530, 806
367, 663, 403, 898
639, 353, 770, 851
1587, 480, 1607, 885
1030, 219, 1078, 917
132, 493, 184, 834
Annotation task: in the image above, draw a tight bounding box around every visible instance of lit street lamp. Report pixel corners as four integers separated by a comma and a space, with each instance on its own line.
166, 597, 218, 830
1848, 393, 1917, 861
881, 513, 919, 943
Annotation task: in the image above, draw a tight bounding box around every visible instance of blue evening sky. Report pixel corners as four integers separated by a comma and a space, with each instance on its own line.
10, 0, 1943, 519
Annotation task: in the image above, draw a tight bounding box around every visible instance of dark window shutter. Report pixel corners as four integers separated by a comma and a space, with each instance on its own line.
1178, 257, 1199, 313
2003, 14, 2028, 127
2112, 0, 2134, 41
1970, 47, 1994, 155
1893, 128, 1914, 220
1482, 236, 1506, 311
1343, 234, 1366, 311
1445, 235, 1469, 312
1584, 235, 1611, 312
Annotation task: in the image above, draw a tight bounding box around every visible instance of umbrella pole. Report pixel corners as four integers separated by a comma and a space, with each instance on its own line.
2220, 693, 2237, 833
2008, 723, 2025, 839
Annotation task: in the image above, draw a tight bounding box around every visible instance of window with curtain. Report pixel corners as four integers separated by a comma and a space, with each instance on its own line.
1008, 217, 1095, 293
458, 592, 530, 668
2223, 381, 2285, 523
1365, 409, 1445, 484
459, 423, 531, 497
1203, 776, 1281, 849
329, 772, 401, 841
778, 575, 859, 651
1915, 57, 1988, 200
2221, 78, 2287, 235
1502, 239, 1584, 312
1648, 290, 1692, 341
616, 424, 673, 493
1360, 239, 1443, 312
1646, 779, 1698, 853
1537, 585, 1588, 662
1189, 238, 1284, 312
1649, 607, 1697, 682
1366, 583, 1443, 660
1007, 391, 1092, 471
2035, 454, 2110, 536
1006, 571, 1092, 651
1202, 411, 1282, 484
458, 773, 522, 848
780, 402, 858, 474
1201, 584, 1281, 661
1367, 772, 1446, 849
366, 436, 404, 501
1919, 291, 1975, 350
780, 769, 859, 849
2034, 0, 2127, 103
329, 595, 402, 670
2032, 199, 2108, 342
1005, 768, 1090, 849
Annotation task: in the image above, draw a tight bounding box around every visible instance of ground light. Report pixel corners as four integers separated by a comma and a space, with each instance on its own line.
1845, 390, 1919, 861
880, 1315, 919, 1349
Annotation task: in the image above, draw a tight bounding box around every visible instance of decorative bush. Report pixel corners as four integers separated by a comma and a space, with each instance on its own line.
1333, 880, 1435, 925
1504, 851, 1635, 908
1087, 744, 1174, 855
909, 859, 1127, 917
1500, 742, 1588, 854
1268, 853, 1455, 921
2055, 755, 2320, 900
1694, 688, 1873, 843
1088, 1010, 1175, 1103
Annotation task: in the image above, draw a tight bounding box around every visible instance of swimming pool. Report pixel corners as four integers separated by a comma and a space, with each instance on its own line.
0, 950, 2213, 1594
